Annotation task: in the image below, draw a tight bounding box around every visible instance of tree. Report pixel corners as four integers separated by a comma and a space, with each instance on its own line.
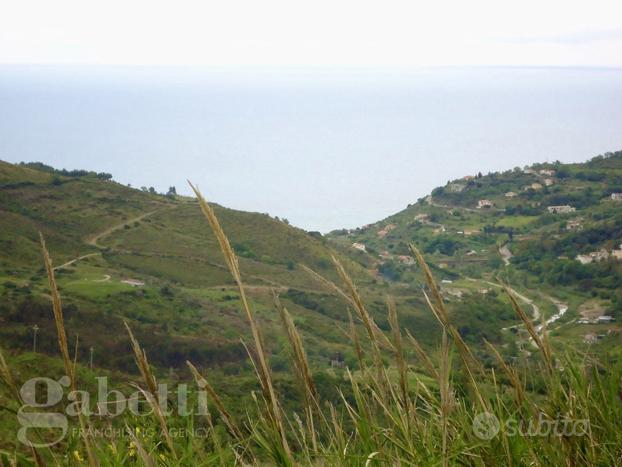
166, 186, 177, 197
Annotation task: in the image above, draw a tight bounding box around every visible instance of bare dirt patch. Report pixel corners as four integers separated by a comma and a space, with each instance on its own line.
579, 300, 606, 320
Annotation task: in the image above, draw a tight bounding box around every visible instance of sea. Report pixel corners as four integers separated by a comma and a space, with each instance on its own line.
1, 65, 621, 232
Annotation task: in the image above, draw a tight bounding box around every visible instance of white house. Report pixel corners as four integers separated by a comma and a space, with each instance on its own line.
576, 249, 610, 264
352, 242, 367, 252
477, 199, 494, 209
597, 316, 615, 323
611, 193, 622, 201
539, 169, 555, 176
505, 191, 517, 198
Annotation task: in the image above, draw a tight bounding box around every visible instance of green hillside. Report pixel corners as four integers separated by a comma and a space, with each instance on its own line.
328, 150, 622, 351
2, 154, 622, 464
2, 152, 621, 381
0, 160, 381, 375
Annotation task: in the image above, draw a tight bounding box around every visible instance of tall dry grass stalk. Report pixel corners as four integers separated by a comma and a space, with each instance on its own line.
39, 233, 98, 467
410, 243, 489, 412
439, 330, 451, 467
273, 292, 319, 451
409, 244, 483, 375
405, 330, 439, 380
273, 292, 317, 402
124, 322, 159, 399
123, 321, 177, 458
303, 256, 394, 397
188, 181, 291, 462
330, 255, 395, 353
186, 361, 244, 443
503, 285, 553, 373
387, 297, 411, 417
348, 309, 366, 373
484, 339, 525, 406
0, 348, 19, 402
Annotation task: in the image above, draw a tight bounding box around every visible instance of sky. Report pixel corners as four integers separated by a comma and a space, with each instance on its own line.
1, 1, 621, 232
1, 0, 622, 68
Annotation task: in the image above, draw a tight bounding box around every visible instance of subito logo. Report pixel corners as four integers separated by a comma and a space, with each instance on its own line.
472, 412, 500, 440
17, 376, 70, 448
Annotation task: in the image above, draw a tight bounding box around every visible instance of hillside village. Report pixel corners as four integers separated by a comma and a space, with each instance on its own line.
332, 151, 622, 349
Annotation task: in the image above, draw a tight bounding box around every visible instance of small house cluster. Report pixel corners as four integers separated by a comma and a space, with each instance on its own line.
575, 244, 622, 264
578, 315, 616, 325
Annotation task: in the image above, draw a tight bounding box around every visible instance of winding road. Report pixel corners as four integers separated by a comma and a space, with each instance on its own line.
53, 252, 100, 271
86, 209, 161, 247
53, 208, 164, 271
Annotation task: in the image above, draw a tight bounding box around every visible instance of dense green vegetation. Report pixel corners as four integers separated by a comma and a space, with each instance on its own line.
1, 151, 621, 464
2, 187, 621, 465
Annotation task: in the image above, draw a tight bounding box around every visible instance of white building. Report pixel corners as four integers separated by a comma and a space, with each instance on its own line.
597, 315, 615, 323
352, 242, 367, 252
576, 249, 610, 264
477, 199, 494, 209
611, 193, 622, 201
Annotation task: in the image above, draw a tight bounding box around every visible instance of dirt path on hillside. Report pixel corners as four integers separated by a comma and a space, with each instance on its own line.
53, 207, 166, 272
92, 274, 111, 282
53, 252, 100, 271
466, 277, 540, 323
499, 243, 513, 266
86, 209, 161, 247
536, 296, 568, 332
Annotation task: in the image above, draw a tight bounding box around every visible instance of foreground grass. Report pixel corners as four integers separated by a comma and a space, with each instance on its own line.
1, 184, 621, 466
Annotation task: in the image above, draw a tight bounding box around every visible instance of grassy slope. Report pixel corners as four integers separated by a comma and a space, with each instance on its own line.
0, 161, 402, 376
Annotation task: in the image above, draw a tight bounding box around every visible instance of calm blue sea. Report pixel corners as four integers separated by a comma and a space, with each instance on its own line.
1, 66, 621, 231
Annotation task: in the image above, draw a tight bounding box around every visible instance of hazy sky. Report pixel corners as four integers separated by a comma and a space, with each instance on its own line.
1, 0, 622, 67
